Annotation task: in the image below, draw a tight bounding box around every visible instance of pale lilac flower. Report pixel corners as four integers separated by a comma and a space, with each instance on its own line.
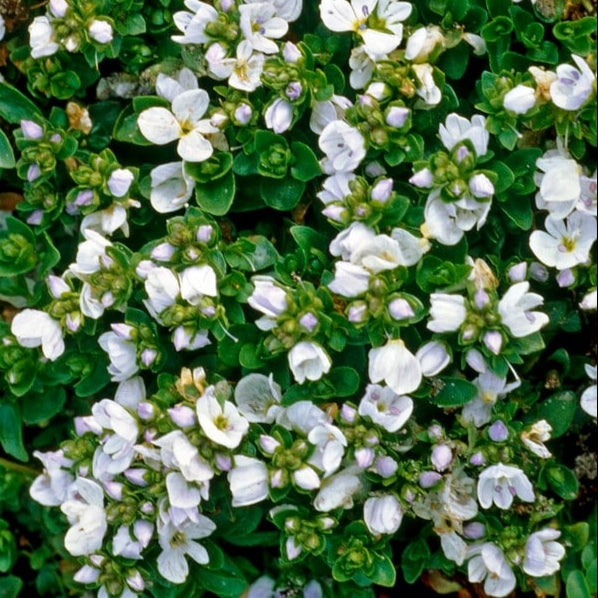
529, 212, 596, 270
368, 339, 422, 395
319, 120, 366, 173
264, 97, 293, 133
523, 529, 566, 577
288, 341, 332, 384
498, 282, 549, 338
363, 495, 403, 535
314, 467, 362, 511
581, 364, 597, 418
431, 444, 452, 471
439, 113, 489, 157
29, 450, 74, 506
138, 89, 217, 162
207, 40, 265, 92
157, 515, 215, 584
477, 463, 534, 509
405, 25, 445, 62
234, 373, 283, 423
196, 389, 249, 449
98, 328, 138, 382
427, 293, 467, 333
88, 20, 113, 44
29, 16, 59, 58
61, 478, 108, 556
467, 542, 516, 598
358, 384, 413, 432
228, 455, 269, 507
239, 2, 288, 54
503, 84, 536, 114
550, 54, 595, 111
11, 309, 64, 361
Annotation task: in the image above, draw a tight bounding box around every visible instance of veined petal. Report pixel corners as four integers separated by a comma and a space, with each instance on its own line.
172, 89, 210, 126
320, 0, 357, 32
138, 108, 181, 144
177, 130, 213, 162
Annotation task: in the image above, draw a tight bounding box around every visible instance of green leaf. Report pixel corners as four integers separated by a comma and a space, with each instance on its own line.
488, 161, 514, 194
195, 171, 235, 216
328, 367, 360, 397
500, 196, 533, 230
74, 357, 110, 397
0, 575, 23, 598
566, 570, 591, 598
369, 554, 396, 587
199, 556, 247, 598
0, 83, 43, 124
260, 177, 305, 211
401, 539, 430, 584
486, 0, 510, 17
0, 130, 15, 170
21, 387, 67, 425
132, 95, 170, 112
430, 377, 478, 407
0, 403, 27, 462
290, 142, 321, 182
113, 104, 154, 145
543, 463, 579, 500
481, 17, 513, 42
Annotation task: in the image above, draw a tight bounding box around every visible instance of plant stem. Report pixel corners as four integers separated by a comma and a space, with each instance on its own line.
0, 457, 39, 476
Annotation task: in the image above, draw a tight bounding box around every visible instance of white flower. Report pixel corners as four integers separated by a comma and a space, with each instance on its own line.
228, 455, 269, 507
319, 0, 411, 58
328, 261, 371, 297
156, 68, 198, 102
529, 212, 596, 270
427, 293, 467, 333
288, 341, 332, 384
310, 95, 352, 134
319, 120, 366, 174
503, 84, 536, 114
196, 388, 249, 449
172, 0, 218, 44
138, 89, 217, 162
467, 542, 516, 598
0, 15, 5, 42
358, 384, 413, 432
157, 515, 216, 584
29, 16, 59, 59
534, 150, 582, 219
207, 40, 265, 92
144, 266, 179, 317
521, 420, 553, 458
498, 281, 549, 338
349, 45, 376, 89
150, 161, 195, 213
239, 2, 288, 54
179, 265, 218, 304
88, 20, 113, 44
113, 520, 154, 560
477, 463, 534, 509
581, 364, 597, 418
363, 495, 403, 535
68, 229, 112, 277
11, 309, 64, 361
307, 423, 346, 477
30, 450, 74, 506
98, 327, 138, 382
413, 63, 442, 106
368, 339, 422, 395
153, 430, 214, 484
439, 113, 489, 157
523, 529, 565, 577
61, 478, 108, 556
405, 25, 445, 63
248, 275, 288, 330
234, 373, 283, 423
580, 289, 597, 310
550, 54, 596, 111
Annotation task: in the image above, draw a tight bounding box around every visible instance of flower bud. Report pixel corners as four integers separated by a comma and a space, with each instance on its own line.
530, 262, 549, 282
21, 120, 44, 139
107, 168, 134, 197
49, 0, 69, 17
483, 330, 503, 355
265, 98, 293, 134
259, 434, 280, 455
151, 242, 176, 262
508, 261, 527, 282
48, 275, 70, 299
388, 298, 415, 320
27, 164, 41, 182
366, 82, 391, 101
385, 106, 410, 128
167, 405, 196, 427
431, 444, 452, 472
137, 401, 155, 420
285, 82, 302, 100
469, 173, 495, 198
469, 451, 485, 466
419, 471, 442, 488
299, 312, 318, 333
370, 178, 393, 202
488, 420, 509, 442
88, 20, 113, 44
234, 103, 253, 125
355, 447, 375, 468
293, 466, 321, 490
215, 453, 232, 471
503, 84, 536, 114
427, 424, 443, 440
463, 521, 486, 539
556, 268, 575, 287
348, 302, 368, 323
283, 41, 302, 64
124, 468, 148, 486
341, 404, 357, 424
417, 341, 451, 377
409, 168, 433, 188
373, 455, 398, 478
126, 570, 145, 592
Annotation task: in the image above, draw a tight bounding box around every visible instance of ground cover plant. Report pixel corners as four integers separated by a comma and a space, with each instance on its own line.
0, 0, 596, 597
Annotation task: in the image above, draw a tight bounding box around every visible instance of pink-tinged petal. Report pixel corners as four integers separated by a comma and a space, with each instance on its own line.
138, 108, 181, 144
172, 89, 210, 125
